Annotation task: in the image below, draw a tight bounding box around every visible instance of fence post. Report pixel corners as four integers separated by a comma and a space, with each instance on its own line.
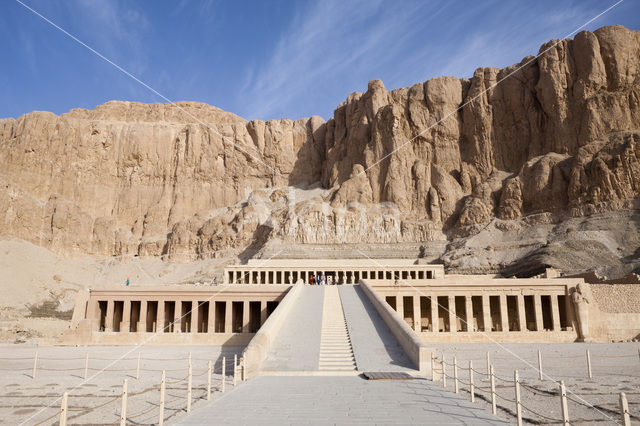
233, 354, 237, 387
453, 357, 459, 394
136, 352, 141, 380
158, 370, 165, 426
490, 365, 496, 415
59, 392, 68, 426
538, 349, 543, 380
560, 380, 569, 426
469, 360, 475, 403
120, 378, 128, 426
586, 349, 592, 379
84, 352, 89, 380
442, 355, 446, 388
222, 357, 226, 393
241, 357, 246, 382
207, 360, 212, 400
620, 392, 631, 426
187, 362, 192, 412
32, 350, 38, 379
431, 354, 436, 381
514, 370, 522, 426
486, 351, 490, 375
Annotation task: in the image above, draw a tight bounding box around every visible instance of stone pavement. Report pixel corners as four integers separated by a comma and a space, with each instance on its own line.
339, 284, 414, 372
176, 375, 507, 425
260, 285, 325, 371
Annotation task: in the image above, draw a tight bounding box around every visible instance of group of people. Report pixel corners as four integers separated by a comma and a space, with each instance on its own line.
309, 274, 332, 285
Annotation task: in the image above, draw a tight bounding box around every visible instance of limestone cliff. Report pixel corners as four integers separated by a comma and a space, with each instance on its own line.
1, 25, 639, 275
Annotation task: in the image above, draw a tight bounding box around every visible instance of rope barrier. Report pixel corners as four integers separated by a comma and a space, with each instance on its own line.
493, 374, 515, 383
493, 391, 517, 404
520, 384, 558, 398
127, 403, 158, 420
32, 409, 62, 426
520, 402, 565, 423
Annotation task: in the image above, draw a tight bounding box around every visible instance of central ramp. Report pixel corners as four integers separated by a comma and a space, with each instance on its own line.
318, 286, 357, 371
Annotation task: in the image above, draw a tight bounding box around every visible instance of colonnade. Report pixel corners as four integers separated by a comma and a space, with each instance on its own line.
226, 268, 437, 285
93, 298, 279, 334
386, 292, 571, 333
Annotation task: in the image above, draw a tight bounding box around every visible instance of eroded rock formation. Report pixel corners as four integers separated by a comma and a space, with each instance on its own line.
0, 25, 639, 271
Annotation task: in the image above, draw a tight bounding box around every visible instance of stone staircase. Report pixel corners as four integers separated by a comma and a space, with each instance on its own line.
318, 286, 357, 371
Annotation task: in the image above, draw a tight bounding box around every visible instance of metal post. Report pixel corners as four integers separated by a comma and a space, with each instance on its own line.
490, 365, 496, 415
469, 360, 475, 403
538, 349, 543, 380
620, 392, 631, 426
442, 355, 446, 388
207, 361, 212, 400
222, 357, 226, 393
159, 371, 165, 426
84, 352, 89, 380
59, 392, 68, 426
515, 370, 522, 426
136, 352, 141, 380
187, 362, 192, 412
32, 350, 38, 379
560, 380, 569, 426
586, 349, 592, 379
120, 379, 128, 426
453, 357, 459, 394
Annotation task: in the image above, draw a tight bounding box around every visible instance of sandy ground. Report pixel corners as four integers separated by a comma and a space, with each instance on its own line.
431, 342, 640, 424
0, 345, 245, 425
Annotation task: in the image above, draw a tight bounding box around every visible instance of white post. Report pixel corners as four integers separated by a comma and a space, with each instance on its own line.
586, 349, 592, 379
538, 349, 543, 380
486, 351, 490, 375
241, 357, 246, 382
159, 371, 165, 426
620, 392, 631, 426
59, 392, 68, 426
560, 380, 569, 426
490, 365, 496, 415
32, 350, 38, 379
120, 379, 128, 426
136, 352, 141, 380
515, 370, 522, 426
441, 355, 446, 388
453, 357, 459, 394
469, 360, 475, 403
207, 360, 212, 400
233, 354, 237, 387
222, 357, 226, 393
431, 354, 435, 381
84, 352, 89, 380
187, 362, 192, 412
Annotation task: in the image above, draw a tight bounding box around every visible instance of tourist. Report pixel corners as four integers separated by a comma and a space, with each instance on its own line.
126, 278, 130, 286
321, 274, 326, 285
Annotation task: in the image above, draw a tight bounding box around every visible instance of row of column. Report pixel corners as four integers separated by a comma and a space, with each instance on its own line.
393, 293, 565, 333
228, 268, 436, 284
97, 299, 271, 334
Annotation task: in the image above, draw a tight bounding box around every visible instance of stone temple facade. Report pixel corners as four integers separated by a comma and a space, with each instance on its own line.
55, 259, 640, 347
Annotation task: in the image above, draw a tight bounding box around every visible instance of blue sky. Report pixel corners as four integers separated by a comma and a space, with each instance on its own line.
1, 0, 639, 122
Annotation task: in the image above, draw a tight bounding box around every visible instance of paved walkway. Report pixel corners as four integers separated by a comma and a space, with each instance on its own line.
340, 285, 414, 372
260, 286, 324, 371
176, 376, 507, 425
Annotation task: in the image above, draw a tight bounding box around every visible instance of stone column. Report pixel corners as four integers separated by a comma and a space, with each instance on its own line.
465, 296, 473, 332
138, 300, 148, 333
104, 300, 114, 332
550, 294, 561, 331
248, 271, 253, 284
265, 271, 270, 285
207, 301, 215, 334
242, 301, 250, 333
482, 295, 492, 332
431, 295, 439, 333
87, 299, 100, 330
517, 295, 527, 332
448, 295, 456, 333
260, 300, 267, 325
191, 301, 199, 333
499, 295, 509, 332
413, 295, 421, 332
157, 300, 165, 333
256, 271, 261, 284
224, 301, 233, 333
534, 294, 544, 331
173, 301, 181, 333
121, 300, 131, 332
396, 294, 404, 318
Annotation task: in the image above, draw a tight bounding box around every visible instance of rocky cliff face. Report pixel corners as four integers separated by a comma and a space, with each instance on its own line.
1, 25, 639, 274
